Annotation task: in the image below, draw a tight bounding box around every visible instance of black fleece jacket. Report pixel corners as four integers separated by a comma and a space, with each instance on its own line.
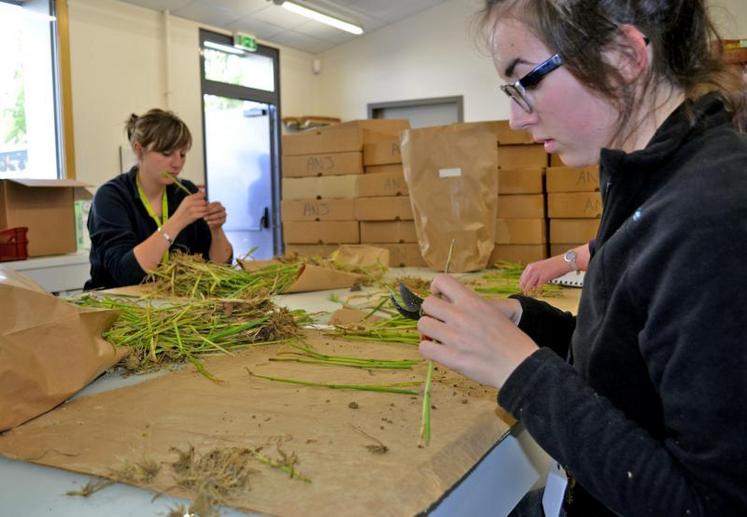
500, 94, 747, 516
84, 167, 211, 290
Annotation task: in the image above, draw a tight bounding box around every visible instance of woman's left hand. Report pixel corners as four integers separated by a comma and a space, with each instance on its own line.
204, 201, 227, 230
417, 273, 539, 389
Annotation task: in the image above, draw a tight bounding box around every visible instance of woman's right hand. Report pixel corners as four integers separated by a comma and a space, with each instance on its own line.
170, 191, 208, 231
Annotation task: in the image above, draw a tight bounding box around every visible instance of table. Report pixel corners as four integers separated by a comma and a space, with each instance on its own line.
0, 269, 581, 516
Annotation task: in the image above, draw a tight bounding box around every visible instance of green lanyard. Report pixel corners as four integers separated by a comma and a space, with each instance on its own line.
136, 176, 170, 263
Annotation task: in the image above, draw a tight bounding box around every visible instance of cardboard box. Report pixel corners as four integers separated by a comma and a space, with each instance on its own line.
495, 218, 546, 245
363, 140, 401, 166
284, 244, 340, 257
497, 144, 548, 169
546, 166, 600, 192
282, 152, 363, 177
360, 221, 418, 243
282, 119, 410, 156
281, 198, 356, 222
0, 179, 90, 257
498, 168, 545, 194
548, 192, 603, 218
497, 194, 545, 219
283, 221, 359, 244
375, 243, 426, 267
364, 164, 404, 175
356, 171, 408, 197
282, 175, 358, 200
489, 244, 547, 265
550, 243, 588, 257
550, 218, 600, 244
549, 153, 564, 166
490, 120, 534, 145
355, 196, 413, 221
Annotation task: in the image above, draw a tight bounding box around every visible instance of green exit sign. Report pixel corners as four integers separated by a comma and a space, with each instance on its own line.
233, 32, 257, 52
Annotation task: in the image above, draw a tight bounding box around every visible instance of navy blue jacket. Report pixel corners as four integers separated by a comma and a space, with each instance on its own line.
85, 167, 211, 290
502, 94, 747, 515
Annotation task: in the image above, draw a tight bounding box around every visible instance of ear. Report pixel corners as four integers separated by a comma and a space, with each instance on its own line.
133, 142, 144, 160
605, 24, 650, 84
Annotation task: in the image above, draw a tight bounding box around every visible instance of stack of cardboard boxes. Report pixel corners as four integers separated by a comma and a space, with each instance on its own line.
355, 137, 425, 267
280, 119, 410, 259
546, 165, 601, 256
281, 119, 602, 268
489, 121, 550, 264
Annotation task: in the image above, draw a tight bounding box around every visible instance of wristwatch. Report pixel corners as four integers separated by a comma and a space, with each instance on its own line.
563, 249, 579, 272
158, 227, 174, 245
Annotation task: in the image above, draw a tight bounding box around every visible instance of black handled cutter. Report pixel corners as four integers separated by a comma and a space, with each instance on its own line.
390, 282, 425, 320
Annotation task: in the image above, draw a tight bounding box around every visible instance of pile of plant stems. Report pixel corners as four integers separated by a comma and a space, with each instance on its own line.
75, 294, 303, 379
147, 252, 301, 299
332, 312, 421, 346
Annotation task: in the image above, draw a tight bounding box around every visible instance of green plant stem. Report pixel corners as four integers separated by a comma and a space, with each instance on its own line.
270, 342, 419, 369
161, 171, 193, 195
419, 360, 434, 447
246, 368, 420, 395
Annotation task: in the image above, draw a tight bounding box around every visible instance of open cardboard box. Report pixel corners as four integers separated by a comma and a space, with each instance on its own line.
0, 179, 91, 257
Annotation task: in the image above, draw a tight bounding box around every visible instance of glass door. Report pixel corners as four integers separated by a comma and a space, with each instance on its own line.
199, 30, 281, 259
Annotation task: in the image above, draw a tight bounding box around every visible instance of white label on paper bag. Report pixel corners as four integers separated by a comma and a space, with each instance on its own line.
438, 168, 462, 178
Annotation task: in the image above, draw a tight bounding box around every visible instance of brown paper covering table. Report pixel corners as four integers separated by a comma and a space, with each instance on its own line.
0, 270, 582, 516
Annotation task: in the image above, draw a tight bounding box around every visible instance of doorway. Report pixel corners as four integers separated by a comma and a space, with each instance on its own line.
199, 30, 281, 259
368, 96, 463, 128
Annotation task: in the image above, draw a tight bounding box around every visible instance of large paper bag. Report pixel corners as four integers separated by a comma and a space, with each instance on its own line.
0, 268, 123, 431
401, 123, 498, 272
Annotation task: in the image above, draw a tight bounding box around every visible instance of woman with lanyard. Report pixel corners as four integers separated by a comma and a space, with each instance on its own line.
85, 108, 232, 290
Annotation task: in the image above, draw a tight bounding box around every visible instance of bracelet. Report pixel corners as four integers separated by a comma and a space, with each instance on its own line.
158, 227, 174, 245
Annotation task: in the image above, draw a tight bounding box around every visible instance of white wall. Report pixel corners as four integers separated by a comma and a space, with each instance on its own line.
316, 0, 502, 122
67, 0, 319, 188
711, 0, 747, 38
314, 0, 747, 122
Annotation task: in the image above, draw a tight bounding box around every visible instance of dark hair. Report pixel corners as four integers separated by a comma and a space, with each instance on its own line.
126, 108, 192, 154
481, 0, 747, 139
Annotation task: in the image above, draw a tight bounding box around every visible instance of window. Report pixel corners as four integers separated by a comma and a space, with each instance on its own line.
0, 0, 62, 179
203, 44, 276, 92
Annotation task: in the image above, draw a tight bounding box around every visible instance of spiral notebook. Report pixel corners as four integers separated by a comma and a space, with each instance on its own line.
550, 270, 585, 288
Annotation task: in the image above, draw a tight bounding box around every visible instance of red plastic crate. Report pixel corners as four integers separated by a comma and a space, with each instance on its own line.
0, 227, 29, 262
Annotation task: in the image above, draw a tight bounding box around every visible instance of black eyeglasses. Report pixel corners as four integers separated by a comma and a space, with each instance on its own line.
500, 53, 563, 113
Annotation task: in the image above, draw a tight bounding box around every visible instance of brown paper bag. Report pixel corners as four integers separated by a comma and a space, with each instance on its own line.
401, 123, 498, 272
238, 259, 363, 293
0, 268, 123, 431
329, 244, 390, 268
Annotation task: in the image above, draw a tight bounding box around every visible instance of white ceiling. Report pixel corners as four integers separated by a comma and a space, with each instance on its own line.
115, 0, 451, 54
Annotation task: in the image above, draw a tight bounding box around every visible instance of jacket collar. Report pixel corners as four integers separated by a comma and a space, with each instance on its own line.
594, 93, 732, 246
600, 93, 731, 182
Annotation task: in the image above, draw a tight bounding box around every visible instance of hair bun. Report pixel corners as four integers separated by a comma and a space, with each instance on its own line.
126, 113, 139, 140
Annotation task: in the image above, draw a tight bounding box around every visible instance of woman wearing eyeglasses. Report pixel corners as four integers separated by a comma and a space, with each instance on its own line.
417, 1, 747, 515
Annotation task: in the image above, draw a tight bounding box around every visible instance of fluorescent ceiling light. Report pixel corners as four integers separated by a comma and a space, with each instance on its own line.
282, 1, 363, 35
204, 40, 246, 56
